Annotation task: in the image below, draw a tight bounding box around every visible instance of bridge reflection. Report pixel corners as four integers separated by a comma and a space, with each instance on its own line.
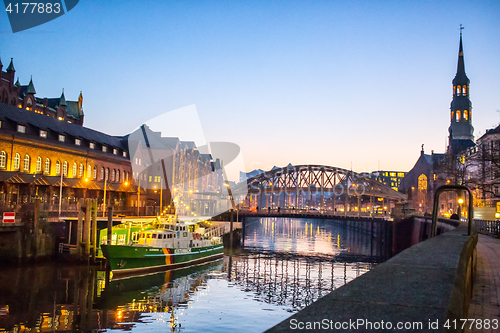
225, 251, 374, 311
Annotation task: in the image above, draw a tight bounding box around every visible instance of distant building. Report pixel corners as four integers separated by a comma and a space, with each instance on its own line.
0, 57, 84, 125
369, 171, 407, 192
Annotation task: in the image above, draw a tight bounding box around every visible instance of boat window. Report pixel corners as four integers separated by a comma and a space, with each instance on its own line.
141, 233, 145, 238
147, 234, 152, 238
152, 234, 157, 239
176, 226, 179, 231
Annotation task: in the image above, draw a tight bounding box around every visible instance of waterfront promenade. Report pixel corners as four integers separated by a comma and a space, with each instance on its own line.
468, 234, 500, 332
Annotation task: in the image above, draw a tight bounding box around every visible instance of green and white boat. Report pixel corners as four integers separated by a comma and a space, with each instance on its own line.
101, 220, 224, 277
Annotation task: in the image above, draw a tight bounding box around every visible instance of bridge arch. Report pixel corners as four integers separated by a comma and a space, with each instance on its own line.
233, 165, 407, 217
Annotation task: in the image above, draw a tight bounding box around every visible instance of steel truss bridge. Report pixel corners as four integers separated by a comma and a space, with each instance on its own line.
232, 164, 407, 218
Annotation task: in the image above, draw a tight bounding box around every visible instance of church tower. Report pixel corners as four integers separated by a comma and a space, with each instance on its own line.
448, 27, 475, 155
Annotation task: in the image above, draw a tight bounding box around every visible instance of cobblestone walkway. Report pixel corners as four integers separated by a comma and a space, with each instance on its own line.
467, 234, 500, 332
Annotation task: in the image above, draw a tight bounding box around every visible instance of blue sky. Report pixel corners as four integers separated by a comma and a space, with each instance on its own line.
2, 0, 500, 178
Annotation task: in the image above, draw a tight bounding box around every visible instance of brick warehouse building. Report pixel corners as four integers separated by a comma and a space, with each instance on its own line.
0, 57, 135, 216
0, 57, 225, 218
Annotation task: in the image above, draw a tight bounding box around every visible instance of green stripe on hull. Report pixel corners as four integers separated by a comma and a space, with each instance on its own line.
101, 244, 224, 275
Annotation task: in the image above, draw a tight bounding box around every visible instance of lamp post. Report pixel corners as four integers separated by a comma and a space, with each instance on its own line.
102, 173, 107, 217
137, 178, 140, 216
58, 168, 63, 217
458, 197, 464, 219
160, 177, 163, 216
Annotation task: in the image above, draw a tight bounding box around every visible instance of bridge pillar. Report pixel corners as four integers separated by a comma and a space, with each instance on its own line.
344, 191, 348, 217
357, 195, 361, 218
320, 185, 324, 212
332, 187, 336, 215
371, 195, 374, 217
295, 186, 299, 208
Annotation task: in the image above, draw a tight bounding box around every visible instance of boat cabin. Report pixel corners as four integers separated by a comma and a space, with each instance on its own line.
136, 223, 210, 249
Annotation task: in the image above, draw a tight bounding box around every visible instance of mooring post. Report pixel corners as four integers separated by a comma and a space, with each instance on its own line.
107, 206, 113, 245
33, 198, 40, 260
84, 199, 91, 262
241, 216, 245, 246
77, 198, 83, 257
230, 209, 234, 249
91, 199, 98, 263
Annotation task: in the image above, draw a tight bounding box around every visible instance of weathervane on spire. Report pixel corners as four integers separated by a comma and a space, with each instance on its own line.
460, 24, 464, 36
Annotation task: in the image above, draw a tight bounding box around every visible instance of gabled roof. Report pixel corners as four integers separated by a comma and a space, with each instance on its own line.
0, 102, 127, 151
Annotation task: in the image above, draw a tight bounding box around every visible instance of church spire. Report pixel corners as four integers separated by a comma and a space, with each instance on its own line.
453, 25, 469, 86
448, 26, 474, 155
457, 31, 465, 73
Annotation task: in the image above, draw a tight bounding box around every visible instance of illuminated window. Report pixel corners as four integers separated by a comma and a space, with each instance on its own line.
456, 110, 461, 121
87, 164, 92, 179
102, 146, 107, 153
79, 164, 84, 178
462, 86, 466, 95
112, 169, 116, 182
13, 153, 20, 170
123, 151, 127, 157
45, 158, 50, 174
390, 172, 396, 177
451, 111, 454, 121
457, 85, 461, 95
56, 160, 61, 175
105, 168, 109, 181
149, 176, 152, 182
17, 125, 25, 133
117, 170, 120, 182
113, 148, 118, 155
63, 161, 68, 176
72, 163, 77, 177
464, 110, 468, 120
418, 174, 427, 191
59, 135, 65, 142
93, 166, 97, 179
397, 173, 405, 177
40, 130, 47, 138
0, 151, 7, 168
75, 139, 81, 146
89, 142, 95, 149
36, 157, 42, 172
101, 167, 104, 180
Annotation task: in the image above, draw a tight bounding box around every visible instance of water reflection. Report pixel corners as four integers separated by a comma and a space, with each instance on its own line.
0, 218, 386, 332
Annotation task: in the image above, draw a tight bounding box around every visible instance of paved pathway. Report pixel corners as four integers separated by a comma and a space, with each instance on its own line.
467, 234, 500, 332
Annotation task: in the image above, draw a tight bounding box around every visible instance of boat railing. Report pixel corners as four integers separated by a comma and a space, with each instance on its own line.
203, 225, 228, 238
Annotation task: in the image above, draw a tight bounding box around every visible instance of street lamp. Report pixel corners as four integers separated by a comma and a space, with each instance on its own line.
458, 197, 464, 218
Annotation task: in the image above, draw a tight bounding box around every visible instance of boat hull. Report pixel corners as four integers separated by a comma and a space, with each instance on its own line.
101, 244, 224, 277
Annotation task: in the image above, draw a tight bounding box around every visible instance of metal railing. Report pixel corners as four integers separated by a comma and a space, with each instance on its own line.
203, 225, 228, 238
473, 219, 500, 237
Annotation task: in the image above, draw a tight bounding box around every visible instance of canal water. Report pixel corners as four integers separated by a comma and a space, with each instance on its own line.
0, 217, 389, 332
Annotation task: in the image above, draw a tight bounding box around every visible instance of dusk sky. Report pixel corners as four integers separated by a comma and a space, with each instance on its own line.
2, 0, 500, 179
